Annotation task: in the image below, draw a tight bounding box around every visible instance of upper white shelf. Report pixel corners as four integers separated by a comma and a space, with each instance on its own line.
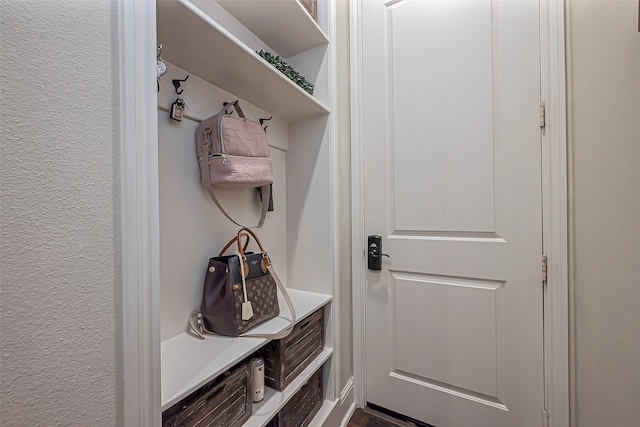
156, 0, 329, 121
161, 288, 332, 411
217, 0, 329, 58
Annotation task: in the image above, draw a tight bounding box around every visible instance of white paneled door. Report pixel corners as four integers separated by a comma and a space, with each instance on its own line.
361, 0, 543, 426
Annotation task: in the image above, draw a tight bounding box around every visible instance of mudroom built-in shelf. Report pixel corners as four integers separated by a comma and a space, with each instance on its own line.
155, 0, 339, 424
160, 289, 332, 410
245, 348, 333, 427
156, 0, 329, 121
216, 0, 329, 58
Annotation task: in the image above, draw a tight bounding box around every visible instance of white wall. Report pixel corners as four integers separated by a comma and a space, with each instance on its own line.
567, 1, 640, 426
0, 1, 120, 425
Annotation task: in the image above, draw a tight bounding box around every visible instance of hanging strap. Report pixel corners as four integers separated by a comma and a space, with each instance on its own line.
202, 183, 270, 229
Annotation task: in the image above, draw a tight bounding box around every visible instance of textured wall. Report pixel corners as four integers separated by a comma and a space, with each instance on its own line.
567, 1, 640, 426
0, 1, 119, 426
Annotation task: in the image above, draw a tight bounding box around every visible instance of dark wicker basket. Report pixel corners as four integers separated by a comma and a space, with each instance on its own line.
259, 308, 324, 391
162, 362, 252, 427
299, 0, 317, 22
266, 367, 323, 427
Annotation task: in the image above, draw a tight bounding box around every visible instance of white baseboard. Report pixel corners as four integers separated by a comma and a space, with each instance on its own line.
313, 377, 356, 427
338, 378, 356, 427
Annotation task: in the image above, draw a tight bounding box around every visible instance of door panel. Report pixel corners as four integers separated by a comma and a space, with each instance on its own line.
393, 273, 503, 398
390, 0, 496, 233
363, 0, 543, 426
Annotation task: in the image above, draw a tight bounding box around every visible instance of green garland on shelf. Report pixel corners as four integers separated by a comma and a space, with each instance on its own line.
256, 50, 314, 95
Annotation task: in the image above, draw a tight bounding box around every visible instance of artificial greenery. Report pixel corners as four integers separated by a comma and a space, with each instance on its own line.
256, 50, 314, 95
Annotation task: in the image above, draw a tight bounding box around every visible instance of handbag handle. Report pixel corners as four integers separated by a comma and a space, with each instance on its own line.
218, 232, 250, 257
235, 227, 269, 277
235, 228, 266, 258
217, 228, 269, 276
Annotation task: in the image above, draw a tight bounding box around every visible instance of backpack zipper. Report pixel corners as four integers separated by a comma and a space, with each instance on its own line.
210, 153, 227, 164
216, 114, 226, 154
209, 153, 271, 165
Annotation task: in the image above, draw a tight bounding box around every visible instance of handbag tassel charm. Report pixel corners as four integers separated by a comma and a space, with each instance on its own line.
242, 301, 254, 321
239, 252, 254, 320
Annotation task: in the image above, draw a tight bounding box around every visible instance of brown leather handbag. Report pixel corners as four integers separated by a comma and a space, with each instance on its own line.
189, 228, 296, 339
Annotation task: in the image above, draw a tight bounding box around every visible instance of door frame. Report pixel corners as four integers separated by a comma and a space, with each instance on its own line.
349, 1, 569, 426
117, 1, 161, 426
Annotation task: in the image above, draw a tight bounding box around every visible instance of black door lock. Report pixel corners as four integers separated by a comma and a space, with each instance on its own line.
368, 235, 390, 270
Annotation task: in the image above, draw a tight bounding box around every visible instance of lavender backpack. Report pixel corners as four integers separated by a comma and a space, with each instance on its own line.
196, 101, 272, 227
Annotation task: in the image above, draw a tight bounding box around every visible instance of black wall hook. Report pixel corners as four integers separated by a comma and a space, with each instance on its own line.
223, 100, 239, 115
259, 116, 273, 126
259, 116, 273, 131
172, 75, 189, 95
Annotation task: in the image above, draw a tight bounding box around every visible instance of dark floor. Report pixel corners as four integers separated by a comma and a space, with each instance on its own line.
347, 407, 424, 427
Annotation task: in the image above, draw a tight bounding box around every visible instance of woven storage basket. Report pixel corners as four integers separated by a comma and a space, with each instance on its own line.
299, 0, 317, 22
162, 362, 251, 427
259, 307, 324, 391
266, 367, 323, 427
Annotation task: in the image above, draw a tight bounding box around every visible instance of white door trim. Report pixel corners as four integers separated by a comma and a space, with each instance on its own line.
349, 0, 570, 425
118, 1, 161, 425
540, 0, 570, 426
326, 0, 344, 403
349, 0, 367, 409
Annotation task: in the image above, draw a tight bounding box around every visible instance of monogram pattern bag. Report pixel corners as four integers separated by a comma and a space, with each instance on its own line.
189, 228, 296, 339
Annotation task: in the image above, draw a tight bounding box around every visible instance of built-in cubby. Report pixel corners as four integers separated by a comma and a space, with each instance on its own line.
155, 0, 338, 425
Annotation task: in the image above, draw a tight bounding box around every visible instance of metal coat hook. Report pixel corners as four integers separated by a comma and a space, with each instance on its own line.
259, 116, 273, 131
172, 75, 189, 95
223, 101, 238, 115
